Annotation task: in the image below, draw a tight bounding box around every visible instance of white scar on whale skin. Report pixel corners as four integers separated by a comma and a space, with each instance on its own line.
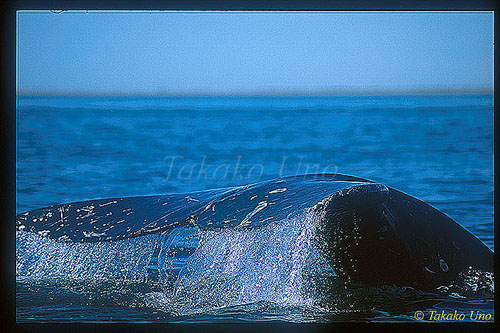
269, 188, 287, 194
237, 201, 268, 228
83, 231, 106, 238
99, 201, 117, 207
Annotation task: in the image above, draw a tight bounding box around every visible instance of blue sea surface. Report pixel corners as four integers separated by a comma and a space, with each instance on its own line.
16, 95, 494, 322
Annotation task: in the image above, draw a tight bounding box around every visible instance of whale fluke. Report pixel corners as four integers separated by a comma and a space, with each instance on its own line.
16, 174, 493, 290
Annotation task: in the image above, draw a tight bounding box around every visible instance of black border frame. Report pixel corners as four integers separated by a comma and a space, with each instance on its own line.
2, 1, 497, 332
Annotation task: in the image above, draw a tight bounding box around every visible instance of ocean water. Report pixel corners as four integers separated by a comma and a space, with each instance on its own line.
16, 95, 494, 322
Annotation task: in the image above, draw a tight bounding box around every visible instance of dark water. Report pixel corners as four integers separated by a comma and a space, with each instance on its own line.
16, 95, 494, 322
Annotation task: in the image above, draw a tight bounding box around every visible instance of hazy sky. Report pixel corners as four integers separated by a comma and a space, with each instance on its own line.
17, 11, 494, 95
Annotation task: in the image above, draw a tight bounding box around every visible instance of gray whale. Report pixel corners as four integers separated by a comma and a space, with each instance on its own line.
16, 174, 493, 290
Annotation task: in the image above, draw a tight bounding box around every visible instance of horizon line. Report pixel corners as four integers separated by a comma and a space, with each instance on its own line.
17, 87, 494, 98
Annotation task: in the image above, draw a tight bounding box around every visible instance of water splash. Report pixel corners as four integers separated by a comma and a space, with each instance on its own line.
16, 208, 334, 316
159, 209, 330, 315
